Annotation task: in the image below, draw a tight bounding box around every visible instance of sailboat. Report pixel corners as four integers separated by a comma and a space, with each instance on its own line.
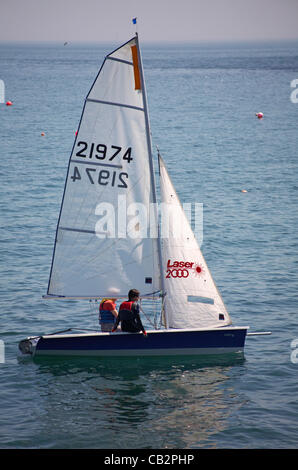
19, 34, 250, 357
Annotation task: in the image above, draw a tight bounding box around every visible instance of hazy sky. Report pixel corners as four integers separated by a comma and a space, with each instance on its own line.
1, 0, 298, 43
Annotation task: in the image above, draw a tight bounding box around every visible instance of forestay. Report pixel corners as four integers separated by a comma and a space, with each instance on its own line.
159, 155, 232, 329
47, 37, 161, 298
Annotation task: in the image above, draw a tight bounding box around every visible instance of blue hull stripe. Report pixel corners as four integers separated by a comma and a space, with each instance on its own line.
35, 328, 247, 356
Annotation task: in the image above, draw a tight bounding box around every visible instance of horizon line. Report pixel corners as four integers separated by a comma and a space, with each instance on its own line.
1, 37, 298, 46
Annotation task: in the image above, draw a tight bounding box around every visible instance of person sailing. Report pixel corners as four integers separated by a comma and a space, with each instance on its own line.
99, 298, 118, 332
112, 289, 147, 336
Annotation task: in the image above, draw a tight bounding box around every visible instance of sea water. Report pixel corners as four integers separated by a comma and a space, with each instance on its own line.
0, 40, 298, 449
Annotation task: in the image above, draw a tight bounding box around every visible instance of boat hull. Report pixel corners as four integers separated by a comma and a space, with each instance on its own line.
19, 327, 248, 357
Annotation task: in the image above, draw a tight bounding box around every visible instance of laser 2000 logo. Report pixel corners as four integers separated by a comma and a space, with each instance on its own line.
166, 259, 205, 279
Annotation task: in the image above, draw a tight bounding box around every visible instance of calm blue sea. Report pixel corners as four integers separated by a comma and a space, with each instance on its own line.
0, 39, 298, 450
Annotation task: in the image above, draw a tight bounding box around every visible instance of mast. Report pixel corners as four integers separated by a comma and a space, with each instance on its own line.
135, 34, 167, 327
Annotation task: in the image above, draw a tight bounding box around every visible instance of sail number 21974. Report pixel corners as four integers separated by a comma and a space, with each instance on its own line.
75, 141, 133, 163
70, 166, 128, 188
70, 141, 133, 189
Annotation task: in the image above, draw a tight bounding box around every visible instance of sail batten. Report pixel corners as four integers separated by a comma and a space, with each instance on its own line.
70, 159, 123, 168
86, 97, 144, 112
106, 56, 133, 66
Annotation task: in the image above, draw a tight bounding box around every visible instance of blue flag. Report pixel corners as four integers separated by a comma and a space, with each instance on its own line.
132, 18, 137, 24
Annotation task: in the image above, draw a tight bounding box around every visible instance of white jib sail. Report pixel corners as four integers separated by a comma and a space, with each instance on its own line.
159, 155, 232, 329
47, 37, 161, 298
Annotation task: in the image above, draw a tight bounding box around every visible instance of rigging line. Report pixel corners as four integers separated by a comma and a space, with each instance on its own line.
89, 299, 99, 331
139, 303, 155, 328
159, 293, 166, 329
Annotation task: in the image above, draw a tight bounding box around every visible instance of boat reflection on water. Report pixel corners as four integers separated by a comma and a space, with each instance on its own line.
28, 353, 245, 448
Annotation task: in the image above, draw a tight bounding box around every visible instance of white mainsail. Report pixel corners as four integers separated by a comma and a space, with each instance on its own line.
159, 155, 232, 329
47, 37, 161, 298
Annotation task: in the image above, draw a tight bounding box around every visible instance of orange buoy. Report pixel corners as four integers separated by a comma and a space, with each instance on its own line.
41, 132, 45, 136
241, 189, 247, 193
6, 101, 13, 106
256, 112, 263, 119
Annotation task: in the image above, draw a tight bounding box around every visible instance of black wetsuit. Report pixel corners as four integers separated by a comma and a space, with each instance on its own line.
114, 301, 145, 333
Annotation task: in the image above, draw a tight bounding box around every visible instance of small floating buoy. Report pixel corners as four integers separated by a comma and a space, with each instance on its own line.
255, 112, 263, 119
241, 189, 247, 193
6, 101, 13, 106
41, 132, 45, 136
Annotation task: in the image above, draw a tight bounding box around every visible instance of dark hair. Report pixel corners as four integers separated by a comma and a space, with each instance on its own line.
128, 289, 140, 301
